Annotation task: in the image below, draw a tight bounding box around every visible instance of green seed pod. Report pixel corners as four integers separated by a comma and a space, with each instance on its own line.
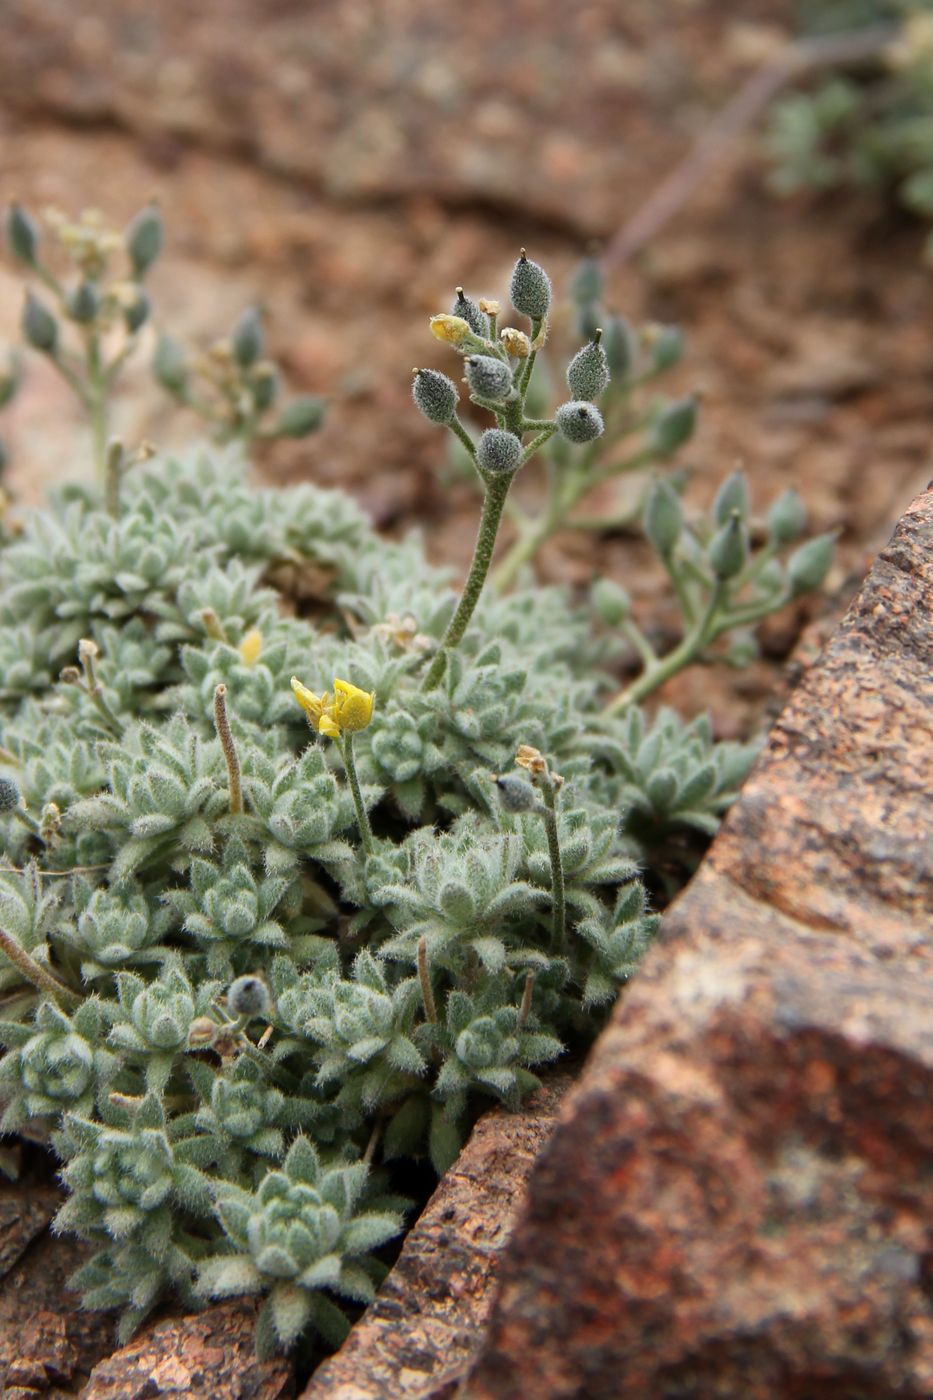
494, 774, 539, 813
476, 428, 523, 475
0, 777, 20, 811
249, 362, 280, 413
649, 324, 684, 372
592, 577, 631, 626
566, 332, 610, 401
228, 975, 272, 1019
232, 307, 264, 369
0, 352, 21, 411
726, 631, 760, 668
275, 395, 326, 438
509, 250, 551, 321
8, 203, 39, 265
22, 292, 58, 354
123, 289, 151, 334
576, 300, 602, 343
757, 558, 785, 595
644, 480, 683, 557
649, 395, 697, 458
412, 368, 459, 424
67, 281, 100, 325
125, 202, 163, 278
465, 354, 512, 401
708, 510, 748, 580
570, 255, 603, 307
713, 469, 750, 526
154, 334, 188, 397
603, 315, 638, 378
768, 488, 807, 544
555, 400, 604, 444
788, 532, 835, 596
452, 288, 488, 338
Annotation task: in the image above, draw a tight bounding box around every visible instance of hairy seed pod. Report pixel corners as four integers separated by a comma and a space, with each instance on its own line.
7, 203, 39, 265
713, 469, 750, 526
452, 288, 487, 338
124, 289, 151, 334
0, 777, 21, 811
276, 396, 325, 438
232, 307, 264, 369
768, 488, 807, 544
154, 334, 188, 396
476, 428, 523, 475
228, 975, 272, 1019
604, 315, 638, 378
465, 355, 512, 401
570, 255, 604, 307
648, 324, 684, 372
509, 250, 552, 320
412, 368, 459, 424
649, 396, 697, 458
592, 577, 631, 626
644, 480, 683, 557
788, 532, 835, 596
125, 202, 163, 278
555, 400, 604, 444
566, 332, 610, 401
67, 281, 100, 325
708, 511, 748, 580
22, 292, 58, 354
493, 774, 539, 813
576, 300, 602, 343
249, 362, 280, 412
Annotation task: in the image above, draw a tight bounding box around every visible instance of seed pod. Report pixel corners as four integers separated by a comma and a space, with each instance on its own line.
0, 352, 22, 411
509, 250, 552, 320
231, 307, 264, 369
713, 469, 749, 526
566, 332, 610, 401
249, 362, 280, 413
788, 532, 835, 596
555, 400, 604, 444
576, 300, 602, 342
493, 774, 539, 813
275, 395, 326, 438
67, 281, 100, 325
592, 577, 631, 626
465, 354, 512, 401
649, 395, 697, 458
123, 289, 151, 334
0, 777, 20, 811
452, 288, 488, 338
570, 255, 603, 307
604, 315, 638, 378
757, 558, 786, 595
154, 334, 188, 396
228, 975, 272, 1019
7, 203, 39, 265
125, 202, 163, 278
22, 292, 58, 354
649, 324, 684, 372
476, 428, 523, 475
644, 480, 683, 557
768, 488, 807, 544
412, 367, 459, 424
708, 510, 748, 580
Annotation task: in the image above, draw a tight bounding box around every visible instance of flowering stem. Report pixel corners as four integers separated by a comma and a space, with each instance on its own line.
538, 778, 566, 955
213, 684, 243, 815
341, 733, 373, 854
0, 924, 82, 1008
603, 581, 727, 715
422, 470, 513, 689
417, 935, 437, 1023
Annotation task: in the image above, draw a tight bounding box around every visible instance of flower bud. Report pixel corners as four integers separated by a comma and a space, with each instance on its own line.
591, 576, 631, 626
67, 281, 100, 325
476, 428, 523, 475
604, 315, 638, 378
768, 488, 807, 544
7, 203, 39, 265
569, 255, 603, 307
452, 288, 488, 338
648, 323, 684, 372
154, 334, 188, 396
125, 202, 163, 278
22, 292, 58, 354
566, 332, 610, 401
555, 400, 604, 444
465, 354, 512, 401
231, 306, 264, 369
412, 367, 459, 424
788, 532, 835, 596
500, 327, 531, 359
228, 975, 272, 1020
430, 314, 486, 353
644, 480, 683, 557
0, 777, 21, 811
713, 469, 749, 526
275, 395, 326, 438
509, 250, 551, 321
493, 774, 539, 813
123, 289, 151, 334
649, 395, 697, 458
708, 510, 748, 580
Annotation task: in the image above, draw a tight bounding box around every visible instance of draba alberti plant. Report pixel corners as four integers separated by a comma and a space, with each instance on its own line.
0, 214, 833, 1360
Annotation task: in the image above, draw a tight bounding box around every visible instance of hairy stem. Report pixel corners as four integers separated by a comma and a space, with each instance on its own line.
213, 684, 243, 815
417, 935, 437, 1023
603, 582, 726, 715
0, 925, 82, 1008
341, 733, 373, 854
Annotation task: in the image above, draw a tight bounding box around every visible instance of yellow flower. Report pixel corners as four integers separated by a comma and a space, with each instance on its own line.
238, 629, 263, 667
429, 314, 480, 351
290, 676, 375, 739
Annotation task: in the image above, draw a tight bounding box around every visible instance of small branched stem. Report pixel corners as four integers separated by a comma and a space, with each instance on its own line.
422, 470, 513, 689
213, 684, 243, 815
86, 332, 110, 480
12, 807, 44, 841
104, 438, 124, 519
236, 1037, 300, 1091
340, 733, 373, 854
538, 777, 566, 955
362, 1117, 383, 1169
517, 971, 535, 1031
417, 935, 437, 1024
0, 924, 82, 1008
78, 639, 121, 733
603, 581, 728, 715
449, 415, 477, 461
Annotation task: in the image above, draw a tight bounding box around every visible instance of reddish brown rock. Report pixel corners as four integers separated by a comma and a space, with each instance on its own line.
459, 488, 933, 1399
302, 1080, 569, 1400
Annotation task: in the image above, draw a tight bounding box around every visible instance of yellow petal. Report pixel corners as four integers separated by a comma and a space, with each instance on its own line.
239, 629, 263, 667
290, 676, 324, 722
318, 714, 341, 739
332, 678, 375, 732
429, 314, 475, 349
